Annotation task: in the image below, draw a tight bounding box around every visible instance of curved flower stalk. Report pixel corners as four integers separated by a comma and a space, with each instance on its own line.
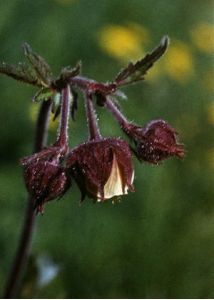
21, 85, 71, 213
3, 100, 52, 298
105, 97, 185, 164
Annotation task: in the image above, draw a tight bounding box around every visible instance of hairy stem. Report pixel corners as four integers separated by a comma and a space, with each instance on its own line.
85, 93, 101, 140
3, 99, 51, 299
56, 84, 71, 148
105, 97, 129, 128
70, 76, 116, 95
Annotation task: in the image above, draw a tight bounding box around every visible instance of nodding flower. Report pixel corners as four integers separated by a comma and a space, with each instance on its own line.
66, 138, 134, 202
21, 146, 70, 213
124, 119, 185, 164
20, 85, 72, 213
104, 98, 184, 164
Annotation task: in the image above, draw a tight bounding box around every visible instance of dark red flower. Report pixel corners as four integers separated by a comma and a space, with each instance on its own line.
124, 119, 185, 164
66, 138, 134, 201
21, 146, 70, 213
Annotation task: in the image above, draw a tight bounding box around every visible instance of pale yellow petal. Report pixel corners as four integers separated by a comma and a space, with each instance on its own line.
97, 153, 132, 199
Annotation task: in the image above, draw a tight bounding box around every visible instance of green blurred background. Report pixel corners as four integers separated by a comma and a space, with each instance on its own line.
0, 0, 213, 298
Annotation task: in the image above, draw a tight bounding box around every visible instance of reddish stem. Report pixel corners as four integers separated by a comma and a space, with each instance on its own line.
3, 99, 51, 298
105, 96, 129, 129
70, 76, 116, 95
85, 92, 101, 140
56, 84, 71, 148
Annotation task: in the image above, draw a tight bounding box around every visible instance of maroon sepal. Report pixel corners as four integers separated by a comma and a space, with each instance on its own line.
66, 138, 134, 202
124, 119, 185, 164
21, 146, 70, 213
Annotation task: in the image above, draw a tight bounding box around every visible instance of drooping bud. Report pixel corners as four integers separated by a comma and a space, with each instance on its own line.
104, 98, 184, 164
124, 119, 185, 164
21, 146, 70, 213
66, 138, 134, 201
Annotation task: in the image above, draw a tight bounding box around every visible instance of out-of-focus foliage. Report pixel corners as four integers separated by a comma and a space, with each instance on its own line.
0, 0, 213, 298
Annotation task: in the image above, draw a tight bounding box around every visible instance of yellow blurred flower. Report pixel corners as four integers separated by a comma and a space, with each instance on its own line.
207, 102, 214, 125
127, 22, 149, 42
98, 23, 149, 61
190, 23, 214, 53
163, 41, 193, 83
29, 103, 58, 131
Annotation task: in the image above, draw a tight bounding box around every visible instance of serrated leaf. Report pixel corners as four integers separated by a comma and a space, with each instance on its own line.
32, 87, 55, 102
59, 61, 81, 82
53, 62, 81, 90
114, 36, 169, 86
23, 43, 52, 86
0, 62, 44, 87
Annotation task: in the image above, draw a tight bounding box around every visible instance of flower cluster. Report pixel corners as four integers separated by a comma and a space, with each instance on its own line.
0, 36, 185, 213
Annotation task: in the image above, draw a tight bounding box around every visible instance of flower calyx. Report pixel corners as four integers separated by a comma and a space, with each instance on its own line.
21, 145, 70, 213
66, 138, 134, 202
124, 119, 185, 164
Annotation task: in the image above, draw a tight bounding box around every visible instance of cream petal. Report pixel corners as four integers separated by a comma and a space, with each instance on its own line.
97, 153, 133, 199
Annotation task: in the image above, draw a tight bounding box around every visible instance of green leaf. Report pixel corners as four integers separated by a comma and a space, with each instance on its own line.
0, 61, 44, 87
33, 87, 55, 102
23, 43, 52, 86
53, 61, 81, 89
114, 36, 169, 86
59, 61, 81, 82
0, 43, 52, 88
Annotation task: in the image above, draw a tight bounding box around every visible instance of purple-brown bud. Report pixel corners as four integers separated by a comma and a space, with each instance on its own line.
21, 146, 70, 213
124, 119, 185, 164
66, 138, 134, 201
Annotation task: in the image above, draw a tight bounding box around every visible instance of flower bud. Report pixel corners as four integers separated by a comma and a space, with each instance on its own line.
125, 119, 185, 164
66, 138, 134, 201
21, 146, 70, 213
